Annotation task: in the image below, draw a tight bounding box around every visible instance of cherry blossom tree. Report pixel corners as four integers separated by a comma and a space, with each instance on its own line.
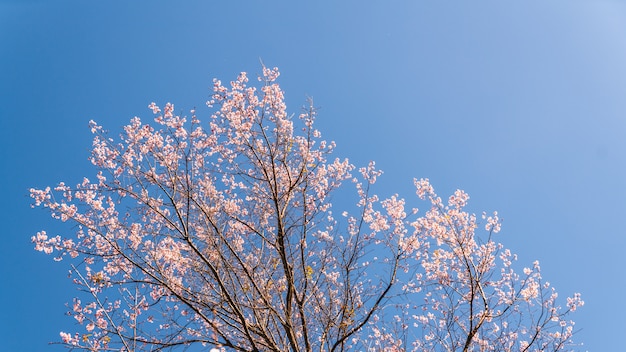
31, 67, 583, 351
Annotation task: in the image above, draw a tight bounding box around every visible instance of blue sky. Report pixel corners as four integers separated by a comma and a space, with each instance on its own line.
2, 1, 625, 350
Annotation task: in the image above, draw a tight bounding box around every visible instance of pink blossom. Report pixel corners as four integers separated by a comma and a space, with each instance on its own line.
148, 102, 161, 114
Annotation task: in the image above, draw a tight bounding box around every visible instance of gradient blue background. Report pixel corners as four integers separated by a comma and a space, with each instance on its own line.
2, 1, 624, 350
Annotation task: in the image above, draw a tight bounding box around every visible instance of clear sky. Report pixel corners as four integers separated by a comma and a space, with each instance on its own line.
1, 1, 625, 350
